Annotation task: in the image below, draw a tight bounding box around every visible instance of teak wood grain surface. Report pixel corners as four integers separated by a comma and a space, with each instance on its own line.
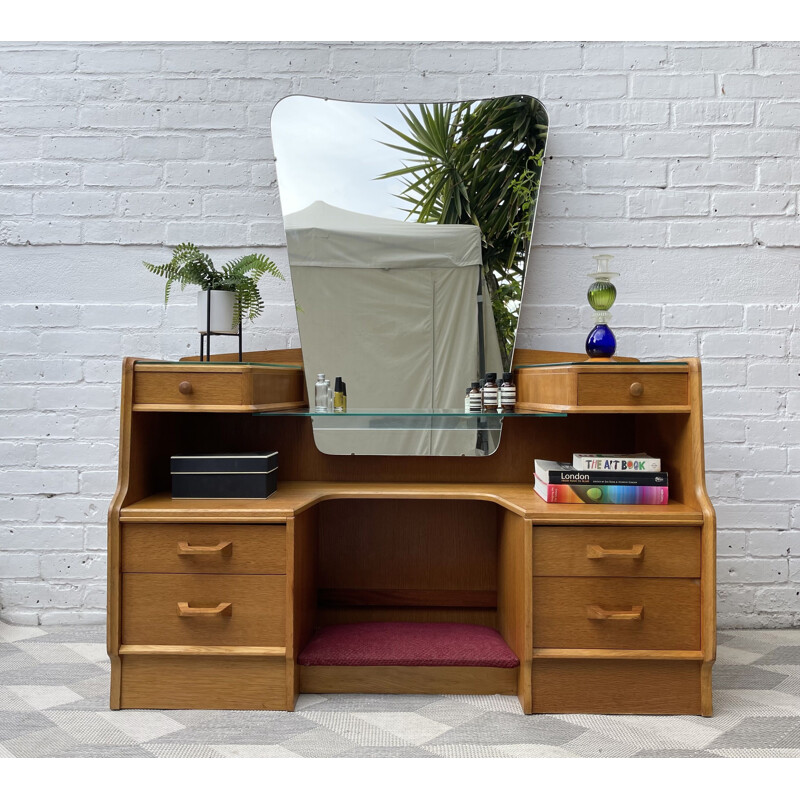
577, 371, 688, 409
120, 655, 288, 710
118, 484, 704, 525
122, 573, 286, 647
107, 350, 716, 714
300, 665, 518, 695
532, 526, 701, 578
515, 362, 691, 414
122, 523, 287, 574
317, 500, 497, 593
532, 576, 701, 650
132, 361, 305, 413
530, 660, 702, 715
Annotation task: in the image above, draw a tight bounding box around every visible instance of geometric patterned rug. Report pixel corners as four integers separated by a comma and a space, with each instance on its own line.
1, 622, 799, 758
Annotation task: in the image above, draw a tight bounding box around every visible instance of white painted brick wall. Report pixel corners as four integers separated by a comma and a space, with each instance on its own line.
0, 42, 798, 628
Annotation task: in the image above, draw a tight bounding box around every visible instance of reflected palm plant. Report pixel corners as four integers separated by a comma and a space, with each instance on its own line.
377, 96, 548, 369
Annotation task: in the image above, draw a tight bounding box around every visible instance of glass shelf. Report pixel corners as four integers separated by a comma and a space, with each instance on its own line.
516, 360, 688, 369
254, 408, 565, 431
134, 360, 302, 369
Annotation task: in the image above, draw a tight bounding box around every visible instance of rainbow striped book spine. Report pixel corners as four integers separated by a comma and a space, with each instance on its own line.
534, 478, 668, 505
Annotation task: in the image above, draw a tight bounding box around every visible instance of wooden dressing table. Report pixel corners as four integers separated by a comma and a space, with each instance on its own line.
107, 347, 715, 715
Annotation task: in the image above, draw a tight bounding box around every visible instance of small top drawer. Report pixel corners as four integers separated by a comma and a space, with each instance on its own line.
577, 371, 688, 410
122, 523, 286, 574
533, 526, 701, 578
131, 362, 305, 412
514, 361, 692, 413
134, 369, 244, 409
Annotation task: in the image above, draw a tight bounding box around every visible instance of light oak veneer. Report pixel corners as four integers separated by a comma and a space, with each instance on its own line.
107, 350, 716, 715
122, 523, 286, 574
532, 526, 701, 577
122, 573, 286, 648
119, 484, 704, 525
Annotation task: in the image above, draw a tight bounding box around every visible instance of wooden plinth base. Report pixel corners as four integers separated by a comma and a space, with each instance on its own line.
301, 665, 519, 695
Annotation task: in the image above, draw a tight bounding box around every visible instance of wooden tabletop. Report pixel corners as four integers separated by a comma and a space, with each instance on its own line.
120, 482, 704, 525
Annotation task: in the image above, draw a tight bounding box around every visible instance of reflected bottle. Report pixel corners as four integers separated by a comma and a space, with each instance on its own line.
333, 377, 345, 413
500, 372, 516, 413
314, 373, 328, 412
482, 373, 499, 413
469, 382, 482, 413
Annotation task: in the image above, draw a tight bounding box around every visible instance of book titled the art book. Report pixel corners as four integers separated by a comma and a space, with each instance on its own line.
573, 453, 661, 472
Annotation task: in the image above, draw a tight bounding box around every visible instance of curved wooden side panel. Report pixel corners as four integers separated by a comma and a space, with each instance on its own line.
688, 358, 717, 716
107, 357, 138, 708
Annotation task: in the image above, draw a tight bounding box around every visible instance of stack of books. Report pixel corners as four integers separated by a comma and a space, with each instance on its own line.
534, 453, 668, 505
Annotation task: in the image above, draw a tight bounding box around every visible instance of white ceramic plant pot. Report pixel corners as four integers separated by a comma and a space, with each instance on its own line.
197, 290, 237, 334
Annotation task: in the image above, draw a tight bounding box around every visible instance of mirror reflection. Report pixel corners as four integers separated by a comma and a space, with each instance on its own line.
272, 95, 548, 456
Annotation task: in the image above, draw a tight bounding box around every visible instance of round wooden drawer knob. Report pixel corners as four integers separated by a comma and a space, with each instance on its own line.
178, 381, 193, 395
629, 382, 644, 397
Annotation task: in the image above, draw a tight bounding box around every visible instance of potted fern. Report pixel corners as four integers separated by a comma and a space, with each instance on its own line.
144, 243, 285, 333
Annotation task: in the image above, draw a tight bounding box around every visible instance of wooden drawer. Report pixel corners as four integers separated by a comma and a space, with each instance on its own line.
515, 362, 690, 413
577, 370, 688, 409
122, 574, 285, 647
533, 526, 701, 578
132, 363, 305, 412
120, 655, 288, 710
533, 577, 700, 650
122, 523, 286, 574
531, 659, 702, 714
134, 369, 244, 408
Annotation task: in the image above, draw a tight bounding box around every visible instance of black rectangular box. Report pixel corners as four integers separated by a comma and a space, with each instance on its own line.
171, 452, 278, 499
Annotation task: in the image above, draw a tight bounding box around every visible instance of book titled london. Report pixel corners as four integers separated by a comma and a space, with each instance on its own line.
573, 453, 661, 472
535, 460, 668, 487
534, 477, 669, 505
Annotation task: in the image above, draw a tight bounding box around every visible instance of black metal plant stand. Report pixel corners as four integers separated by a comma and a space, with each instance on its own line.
199, 290, 243, 362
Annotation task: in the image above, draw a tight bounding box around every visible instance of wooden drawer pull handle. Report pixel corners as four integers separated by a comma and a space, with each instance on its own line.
177, 541, 232, 556
586, 544, 645, 559
586, 604, 643, 621
178, 381, 193, 395
177, 602, 232, 617
629, 381, 644, 397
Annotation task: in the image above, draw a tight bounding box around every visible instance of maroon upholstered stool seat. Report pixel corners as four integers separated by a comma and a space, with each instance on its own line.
297, 622, 520, 668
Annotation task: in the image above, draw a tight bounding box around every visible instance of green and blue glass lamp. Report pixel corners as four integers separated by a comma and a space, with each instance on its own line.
585, 254, 619, 359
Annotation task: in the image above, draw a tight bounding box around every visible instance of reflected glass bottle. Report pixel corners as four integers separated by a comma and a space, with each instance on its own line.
585, 254, 619, 359
314, 373, 328, 412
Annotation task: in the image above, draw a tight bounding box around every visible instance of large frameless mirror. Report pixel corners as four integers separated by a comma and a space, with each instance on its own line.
272, 95, 548, 456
